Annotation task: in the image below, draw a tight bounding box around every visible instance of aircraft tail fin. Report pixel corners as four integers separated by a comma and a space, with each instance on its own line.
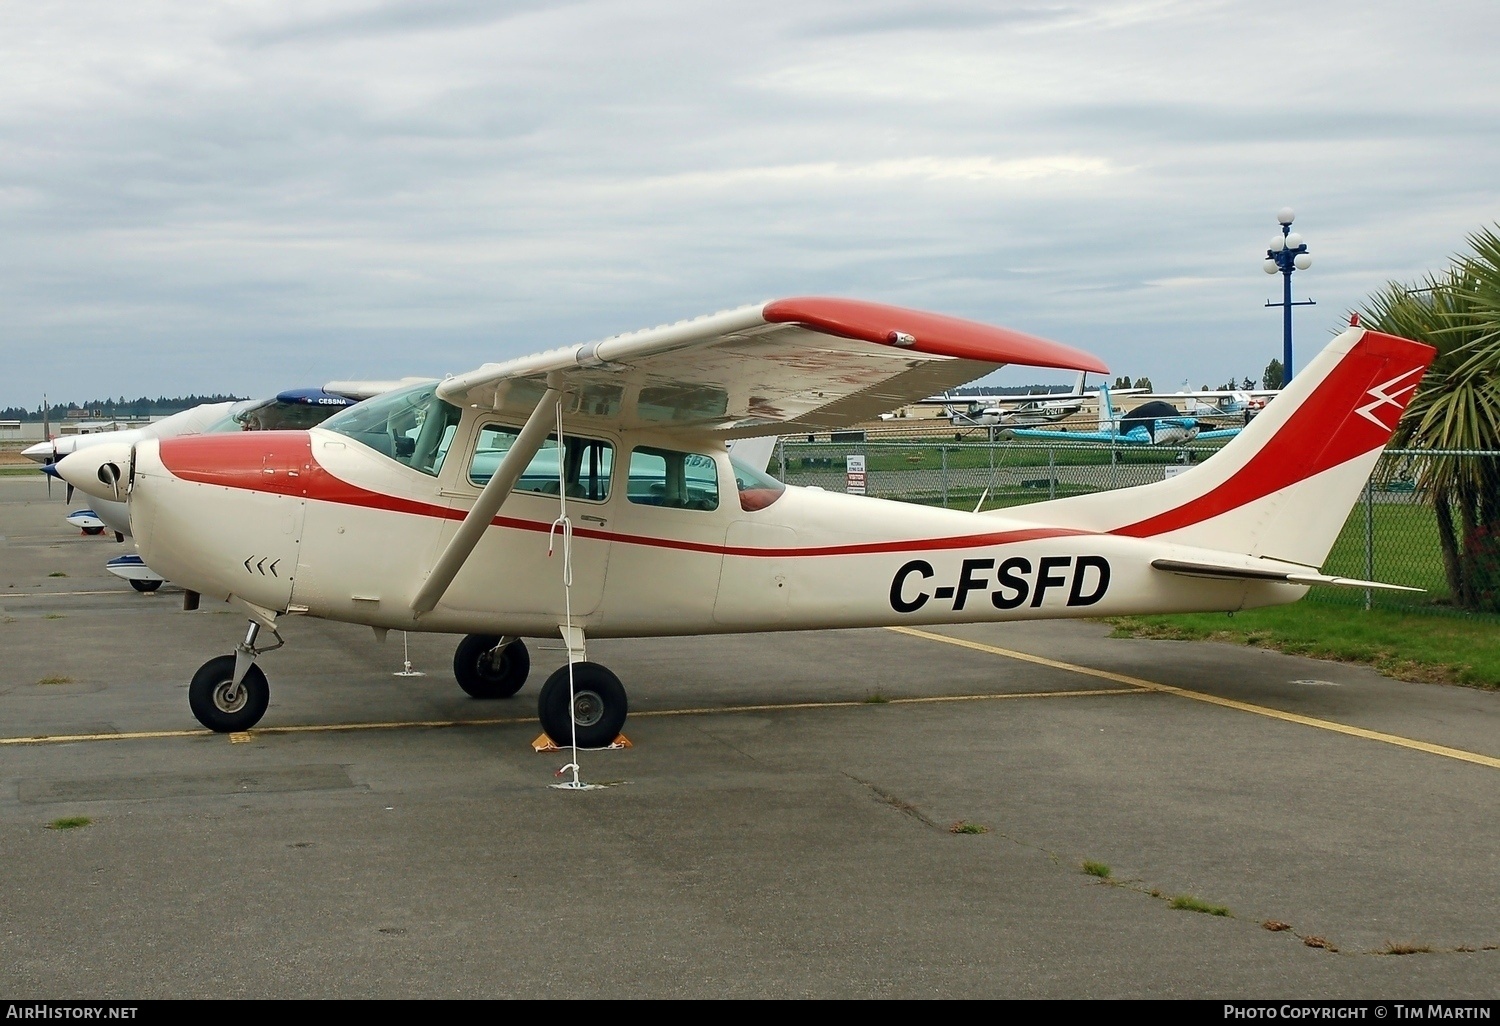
998, 324, 1436, 568
726, 435, 779, 473
1096, 379, 1114, 433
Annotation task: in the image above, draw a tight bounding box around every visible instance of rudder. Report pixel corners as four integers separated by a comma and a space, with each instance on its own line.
999, 324, 1436, 568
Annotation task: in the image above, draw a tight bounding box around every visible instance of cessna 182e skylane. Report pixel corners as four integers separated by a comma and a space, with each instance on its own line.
58, 297, 1432, 751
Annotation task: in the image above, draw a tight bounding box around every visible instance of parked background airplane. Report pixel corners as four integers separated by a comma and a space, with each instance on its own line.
33, 384, 423, 589
1003, 380, 1245, 445
922, 372, 1148, 429
56, 299, 1430, 765
1139, 380, 1281, 425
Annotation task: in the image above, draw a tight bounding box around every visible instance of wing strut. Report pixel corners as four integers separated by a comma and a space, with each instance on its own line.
411, 380, 563, 615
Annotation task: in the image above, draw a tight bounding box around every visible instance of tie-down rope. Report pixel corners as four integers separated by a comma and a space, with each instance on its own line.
546, 397, 594, 790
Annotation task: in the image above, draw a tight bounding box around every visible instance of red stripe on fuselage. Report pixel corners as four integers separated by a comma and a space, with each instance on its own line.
155, 432, 1093, 557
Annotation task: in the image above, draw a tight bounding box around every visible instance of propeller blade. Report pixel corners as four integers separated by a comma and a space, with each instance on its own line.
66, 482, 74, 503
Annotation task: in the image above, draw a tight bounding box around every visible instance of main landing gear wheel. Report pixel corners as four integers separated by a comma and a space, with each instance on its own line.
189, 654, 270, 732
537, 662, 627, 750
128, 579, 162, 592
453, 635, 531, 699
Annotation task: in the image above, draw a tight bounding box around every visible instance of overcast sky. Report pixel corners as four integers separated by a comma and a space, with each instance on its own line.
4, 0, 1498, 407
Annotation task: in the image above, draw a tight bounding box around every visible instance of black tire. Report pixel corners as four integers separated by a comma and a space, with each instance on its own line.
537, 662, 627, 749
453, 635, 530, 699
188, 654, 270, 732
82, 526, 105, 536
129, 578, 162, 592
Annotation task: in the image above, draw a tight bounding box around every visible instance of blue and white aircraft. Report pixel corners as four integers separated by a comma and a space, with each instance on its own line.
1004, 381, 1243, 446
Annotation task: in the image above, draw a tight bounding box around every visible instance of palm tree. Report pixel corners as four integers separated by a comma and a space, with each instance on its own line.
1361, 226, 1500, 610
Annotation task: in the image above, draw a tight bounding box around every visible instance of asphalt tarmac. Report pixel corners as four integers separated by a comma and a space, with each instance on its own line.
1, 474, 1497, 999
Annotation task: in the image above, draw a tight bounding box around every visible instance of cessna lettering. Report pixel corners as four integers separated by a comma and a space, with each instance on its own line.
889, 555, 1112, 613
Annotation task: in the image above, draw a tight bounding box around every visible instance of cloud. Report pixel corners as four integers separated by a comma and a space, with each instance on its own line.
1, 0, 1498, 405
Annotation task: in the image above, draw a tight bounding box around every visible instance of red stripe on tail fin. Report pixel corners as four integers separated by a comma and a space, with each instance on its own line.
1115, 330, 1434, 539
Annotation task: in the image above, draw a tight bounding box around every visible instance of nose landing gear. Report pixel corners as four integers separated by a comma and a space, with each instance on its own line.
189, 619, 282, 732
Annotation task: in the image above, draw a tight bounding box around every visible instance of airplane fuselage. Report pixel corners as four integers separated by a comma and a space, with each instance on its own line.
122, 422, 1300, 640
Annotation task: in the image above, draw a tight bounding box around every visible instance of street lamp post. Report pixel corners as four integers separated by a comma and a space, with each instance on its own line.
1263, 207, 1314, 381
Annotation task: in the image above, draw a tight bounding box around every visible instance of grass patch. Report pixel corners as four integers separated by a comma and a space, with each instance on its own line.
1320, 501, 1450, 606
1105, 602, 1500, 689
862, 691, 891, 704
36, 675, 74, 686
1168, 894, 1230, 916
44, 613, 65, 620
47, 817, 91, 830
1082, 860, 1112, 878
47, 571, 67, 578
948, 821, 989, 834
1382, 941, 1433, 955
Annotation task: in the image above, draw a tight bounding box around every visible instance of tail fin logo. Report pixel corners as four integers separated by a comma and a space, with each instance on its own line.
1354, 367, 1424, 431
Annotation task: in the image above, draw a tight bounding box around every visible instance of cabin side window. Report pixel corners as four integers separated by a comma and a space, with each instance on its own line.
627, 446, 720, 511
468, 425, 613, 501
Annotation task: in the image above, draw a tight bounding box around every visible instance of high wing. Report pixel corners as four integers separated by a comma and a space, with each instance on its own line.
436, 297, 1108, 436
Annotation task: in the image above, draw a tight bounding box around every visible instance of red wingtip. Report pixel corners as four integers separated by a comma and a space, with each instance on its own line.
764, 297, 1110, 375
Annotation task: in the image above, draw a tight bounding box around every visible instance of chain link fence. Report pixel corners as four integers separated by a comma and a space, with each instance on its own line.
771, 439, 1500, 619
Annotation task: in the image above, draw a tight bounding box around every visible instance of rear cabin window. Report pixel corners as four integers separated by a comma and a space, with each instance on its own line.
469, 426, 613, 501
627, 447, 719, 511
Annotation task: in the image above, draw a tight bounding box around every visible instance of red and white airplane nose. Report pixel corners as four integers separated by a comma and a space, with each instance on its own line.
55, 442, 133, 503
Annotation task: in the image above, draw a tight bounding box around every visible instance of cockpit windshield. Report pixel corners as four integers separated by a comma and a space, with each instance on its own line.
232, 398, 349, 431
320, 381, 462, 477
196, 394, 359, 434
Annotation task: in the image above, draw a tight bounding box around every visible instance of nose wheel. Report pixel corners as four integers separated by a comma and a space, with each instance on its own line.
537, 662, 627, 750
189, 619, 281, 732
189, 655, 270, 732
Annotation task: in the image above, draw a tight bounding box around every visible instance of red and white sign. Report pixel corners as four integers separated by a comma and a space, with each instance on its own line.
845, 454, 867, 495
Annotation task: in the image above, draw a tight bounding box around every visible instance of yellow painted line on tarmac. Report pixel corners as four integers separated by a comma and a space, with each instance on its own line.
252, 715, 537, 735
0, 688, 1145, 747
637, 688, 1145, 719
0, 728, 214, 746
5, 590, 139, 598
0, 716, 538, 746
887, 625, 1500, 771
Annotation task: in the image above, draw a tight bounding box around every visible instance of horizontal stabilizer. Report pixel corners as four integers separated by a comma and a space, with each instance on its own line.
1150, 558, 1423, 593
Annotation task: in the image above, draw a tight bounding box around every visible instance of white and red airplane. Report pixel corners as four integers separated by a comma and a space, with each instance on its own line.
57, 297, 1433, 751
